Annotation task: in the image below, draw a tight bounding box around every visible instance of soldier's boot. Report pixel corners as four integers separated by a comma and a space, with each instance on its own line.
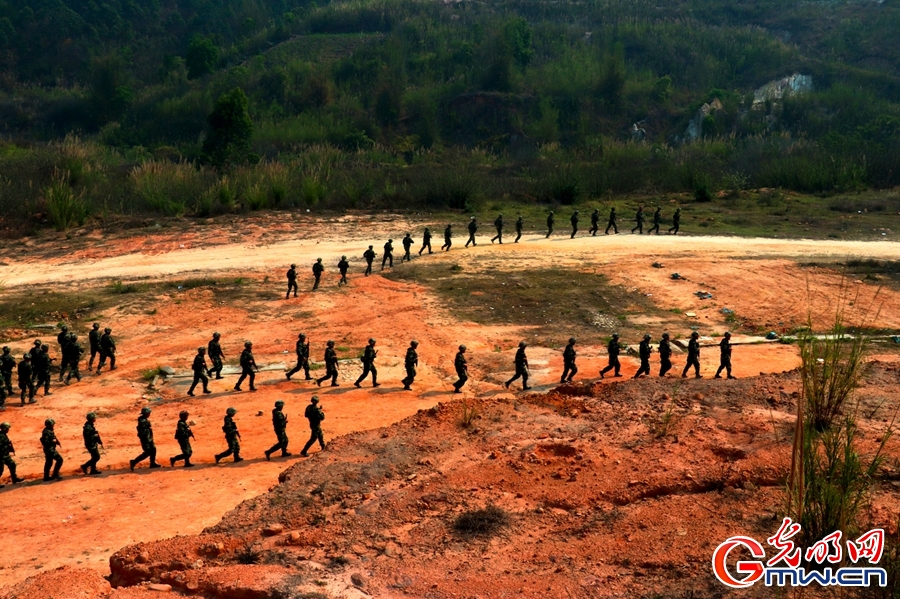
282, 451, 292, 457
10, 465, 23, 484
170, 457, 177, 467
234, 456, 244, 463
264, 449, 271, 461
129, 459, 136, 471
215, 453, 223, 464
81, 462, 89, 474
203, 388, 211, 394
149, 462, 161, 468
184, 460, 194, 467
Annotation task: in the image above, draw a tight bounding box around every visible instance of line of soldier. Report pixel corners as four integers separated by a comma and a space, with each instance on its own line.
284, 206, 682, 293
0, 395, 327, 487
0, 324, 117, 410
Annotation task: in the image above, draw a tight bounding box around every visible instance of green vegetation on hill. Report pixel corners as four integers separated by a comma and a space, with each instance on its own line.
0, 0, 899, 232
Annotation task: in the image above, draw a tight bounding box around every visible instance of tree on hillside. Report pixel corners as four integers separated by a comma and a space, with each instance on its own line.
202, 88, 253, 169
505, 17, 534, 71
186, 35, 219, 79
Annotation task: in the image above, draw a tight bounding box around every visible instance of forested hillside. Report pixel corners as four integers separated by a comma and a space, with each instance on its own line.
0, 0, 899, 230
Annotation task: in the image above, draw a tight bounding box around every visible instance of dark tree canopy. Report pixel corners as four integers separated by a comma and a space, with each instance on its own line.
202, 88, 253, 169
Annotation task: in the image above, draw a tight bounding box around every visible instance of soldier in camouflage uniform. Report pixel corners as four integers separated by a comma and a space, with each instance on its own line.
170, 410, 195, 468
570, 210, 579, 239
35, 344, 53, 396
187, 347, 211, 396
382, 239, 394, 270
214, 407, 243, 463
97, 327, 117, 373
669, 208, 681, 234
300, 396, 326, 457
631, 205, 645, 234
441, 224, 452, 251
546, 211, 554, 238
63, 334, 84, 384
504, 341, 531, 391
658, 332, 673, 377
634, 334, 652, 378
338, 256, 350, 286
401, 340, 418, 391
354, 338, 380, 388
600, 334, 623, 378
419, 227, 433, 255
80, 412, 103, 475
287, 333, 312, 380
363, 245, 376, 276
312, 258, 325, 290
466, 217, 478, 248
41, 418, 63, 481
18, 354, 35, 405
265, 400, 291, 460
286, 264, 298, 299
648, 206, 662, 235
233, 341, 258, 392
402, 233, 414, 262
560, 337, 577, 384
208, 332, 225, 379
0, 422, 24, 486
590, 209, 600, 236
0, 347, 14, 396
515, 215, 524, 243
605, 207, 618, 234
453, 345, 468, 393
715, 332, 736, 379
57, 325, 70, 380
681, 331, 702, 378
491, 214, 504, 244
315, 340, 340, 387
130, 407, 161, 470
88, 323, 101, 370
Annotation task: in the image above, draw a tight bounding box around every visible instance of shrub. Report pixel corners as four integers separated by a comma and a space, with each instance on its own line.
44, 173, 87, 231
453, 505, 509, 537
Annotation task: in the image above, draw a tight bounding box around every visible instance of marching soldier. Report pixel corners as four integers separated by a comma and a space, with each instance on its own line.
187, 347, 211, 396
35, 344, 53, 396
286, 264, 298, 299
287, 333, 312, 380
316, 340, 340, 387
97, 327, 117, 373
715, 332, 736, 379
570, 210, 579, 238
382, 239, 394, 269
81, 412, 102, 475
682, 331, 702, 378
88, 323, 102, 369
363, 245, 376, 276
57, 325, 70, 380
600, 334, 623, 378
634, 334, 652, 378
561, 337, 577, 383
589, 209, 600, 236
632, 205, 644, 234
648, 206, 662, 234
658, 332, 673, 377
505, 341, 531, 391
401, 340, 418, 391
208, 332, 225, 379
466, 216, 478, 247
354, 338, 380, 388
546, 211, 554, 238
300, 396, 326, 457
171, 410, 195, 467
669, 208, 681, 234
402, 233, 414, 262
0, 422, 24, 486
18, 354, 35, 404
453, 345, 468, 393
130, 407, 161, 470
491, 214, 504, 244
441, 224, 452, 251
41, 418, 63, 481
214, 407, 243, 463
337, 256, 349, 286
0, 347, 14, 396
63, 334, 84, 384
515, 215, 524, 243
233, 341, 258, 392
605, 207, 618, 234
419, 227, 433, 255
265, 400, 291, 460
312, 258, 324, 290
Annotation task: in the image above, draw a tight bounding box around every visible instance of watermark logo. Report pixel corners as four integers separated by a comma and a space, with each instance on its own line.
712, 518, 887, 588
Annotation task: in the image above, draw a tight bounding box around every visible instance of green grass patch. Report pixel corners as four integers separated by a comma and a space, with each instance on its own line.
0, 291, 108, 332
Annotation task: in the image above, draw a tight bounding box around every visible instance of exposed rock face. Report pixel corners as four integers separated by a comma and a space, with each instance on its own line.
684, 98, 723, 142
752, 73, 813, 107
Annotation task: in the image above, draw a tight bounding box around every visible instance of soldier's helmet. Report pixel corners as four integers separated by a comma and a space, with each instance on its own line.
574, 210, 579, 213
23, 354, 30, 360
369, 338, 376, 345
298, 333, 306, 338
388, 238, 393, 242
311, 395, 319, 404
34, 340, 42, 346
569, 337, 577, 344
341, 255, 346, 260
368, 245, 373, 249
1, 346, 8, 352
93, 323, 100, 329
141, 407, 152, 415
105, 327, 112, 333
213, 332, 221, 338
612, 333, 620, 339
691, 331, 700, 338
275, 400, 285, 407
644, 334, 651, 340
327, 340, 335, 347
0, 423, 9, 430
87, 412, 97, 420
245, 341, 252, 348
70, 334, 78, 341
317, 258, 322, 262
550, 210, 554, 214
45, 418, 55, 427
291, 264, 296, 268
410, 340, 418, 347
518, 341, 527, 348
498, 214, 502, 217
471, 216, 475, 220
662, 332, 670, 339
226, 407, 237, 416
459, 345, 466, 351
61, 325, 68, 331
198, 347, 206, 353
724, 332, 732, 337
41, 344, 49, 351
179, 410, 189, 418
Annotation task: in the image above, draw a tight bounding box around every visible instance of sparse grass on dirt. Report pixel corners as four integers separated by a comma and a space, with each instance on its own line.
0, 290, 108, 332
453, 505, 510, 538
386, 263, 665, 345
